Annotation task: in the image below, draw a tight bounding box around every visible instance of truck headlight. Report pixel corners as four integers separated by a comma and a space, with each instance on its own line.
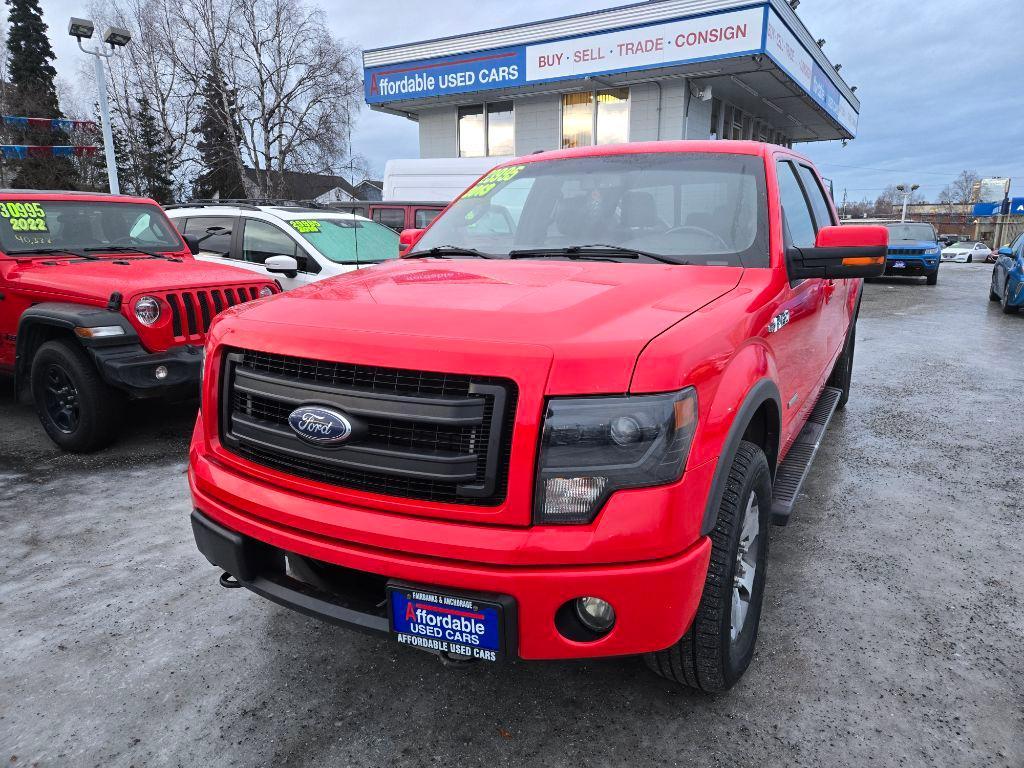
534, 388, 698, 525
134, 296, 161, 325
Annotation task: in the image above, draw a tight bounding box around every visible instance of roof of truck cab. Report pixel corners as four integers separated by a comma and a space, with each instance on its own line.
509, 140, 808, 167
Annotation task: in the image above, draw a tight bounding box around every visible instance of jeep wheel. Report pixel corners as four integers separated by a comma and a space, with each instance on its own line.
827, 320, 856, 410
30, 339, 123, 452
645, 441, 771, 693
1001, 280, 1019, 314
926, 270, 938, 286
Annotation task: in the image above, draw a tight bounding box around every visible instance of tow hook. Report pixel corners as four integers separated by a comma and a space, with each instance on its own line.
219, 571, 242, 589
439, 651, 477, 669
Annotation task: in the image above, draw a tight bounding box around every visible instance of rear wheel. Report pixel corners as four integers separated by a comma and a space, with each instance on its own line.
645, 441, 771, 693
30, 340, 123, 452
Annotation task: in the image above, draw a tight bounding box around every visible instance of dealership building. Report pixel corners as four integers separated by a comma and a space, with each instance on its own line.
363, 0, 860, 162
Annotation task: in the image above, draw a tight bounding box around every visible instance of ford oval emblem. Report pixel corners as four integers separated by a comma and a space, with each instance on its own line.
287, 405, 353, 446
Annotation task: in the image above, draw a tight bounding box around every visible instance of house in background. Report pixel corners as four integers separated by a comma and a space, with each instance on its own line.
241, 170, 383, 204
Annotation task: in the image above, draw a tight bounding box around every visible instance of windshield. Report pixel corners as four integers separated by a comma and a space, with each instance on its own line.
885, 223, 936, 242
288, 217, 399, 264
413, 152, 769, 267
0, 200, 182, 254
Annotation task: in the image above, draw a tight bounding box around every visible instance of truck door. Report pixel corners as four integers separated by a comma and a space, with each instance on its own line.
772, 159, 830, 448
795, 162, 850, 365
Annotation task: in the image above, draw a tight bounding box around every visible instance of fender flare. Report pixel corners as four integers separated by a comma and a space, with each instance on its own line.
14, 303, 138, 389
699, 377, 783, 536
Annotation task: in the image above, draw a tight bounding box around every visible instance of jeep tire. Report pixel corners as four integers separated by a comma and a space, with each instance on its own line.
926, 270, 938, 286
30, 339, 123, 452
645, 441, 772, 693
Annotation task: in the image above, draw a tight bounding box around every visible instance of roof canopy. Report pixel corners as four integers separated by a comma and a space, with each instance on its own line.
363, 0, 859, 141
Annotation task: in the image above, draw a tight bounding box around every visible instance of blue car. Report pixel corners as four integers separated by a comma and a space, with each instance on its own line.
990, 232, 1024, 314
883, 222, 942, 285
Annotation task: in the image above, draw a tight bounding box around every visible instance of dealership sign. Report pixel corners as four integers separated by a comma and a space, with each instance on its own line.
365, 4, 859, 135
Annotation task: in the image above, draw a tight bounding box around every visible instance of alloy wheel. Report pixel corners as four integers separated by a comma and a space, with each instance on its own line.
730, 491, 760, 642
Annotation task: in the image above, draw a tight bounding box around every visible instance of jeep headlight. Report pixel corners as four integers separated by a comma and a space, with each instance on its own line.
534, 388, 698, 525
925, 247, 939, 255
134, 295, 161, 325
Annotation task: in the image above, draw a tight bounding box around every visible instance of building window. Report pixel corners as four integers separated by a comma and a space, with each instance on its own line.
458, 102, 514, 157
561, 88, 630, 149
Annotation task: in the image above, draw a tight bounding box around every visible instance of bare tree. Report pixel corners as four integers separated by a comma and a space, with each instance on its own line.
942, 170, 981, 205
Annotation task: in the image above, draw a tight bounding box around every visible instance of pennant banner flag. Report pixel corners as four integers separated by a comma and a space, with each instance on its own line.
1, 116, 98, 132
1, 145, 99, 159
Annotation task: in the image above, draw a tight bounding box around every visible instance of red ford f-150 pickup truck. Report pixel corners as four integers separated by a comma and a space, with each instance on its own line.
0, 192, 278, 451
189, 141, 886, 691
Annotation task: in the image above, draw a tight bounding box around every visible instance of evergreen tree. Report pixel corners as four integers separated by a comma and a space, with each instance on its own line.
134, 96, 174, 203
193, 71, 244, 199
4, 0, 79, 189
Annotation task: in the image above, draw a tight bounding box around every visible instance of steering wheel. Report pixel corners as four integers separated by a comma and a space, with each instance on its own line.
663, 225, 730, 252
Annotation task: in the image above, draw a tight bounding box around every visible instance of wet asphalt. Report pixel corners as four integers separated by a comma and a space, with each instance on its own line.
0, 263, 1021, 768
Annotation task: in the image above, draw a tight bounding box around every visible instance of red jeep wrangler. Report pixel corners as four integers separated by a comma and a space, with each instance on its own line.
0, 192, 278, 452
189, 142, 886, 691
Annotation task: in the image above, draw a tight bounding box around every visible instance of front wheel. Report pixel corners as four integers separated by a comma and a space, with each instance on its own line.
990, 272, 1001, 301
967, 255, 973, 264
1002, 280, 1019, 314
30, 339, 124, 452
926, 270, 938, 285
827, 320, 856, 410
645, 441, 772, 693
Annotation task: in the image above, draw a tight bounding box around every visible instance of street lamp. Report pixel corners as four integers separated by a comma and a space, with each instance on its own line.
896, 183, 920, 223
68, 17, 131, 195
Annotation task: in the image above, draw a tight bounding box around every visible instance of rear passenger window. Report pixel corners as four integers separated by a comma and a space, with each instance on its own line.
414, 209, 440, 229
372, 207, 406, 231
242, 219, 297, 264
797, 165, 835, 231
183, 216, 234, 258
777, 161, 817, 249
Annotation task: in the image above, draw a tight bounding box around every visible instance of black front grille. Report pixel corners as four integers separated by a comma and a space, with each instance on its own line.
221, 350, 517, 505
888, 247, 926, 256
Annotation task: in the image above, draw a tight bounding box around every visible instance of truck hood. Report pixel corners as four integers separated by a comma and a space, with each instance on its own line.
5, 255, 271, 304
218, 259, 743, 393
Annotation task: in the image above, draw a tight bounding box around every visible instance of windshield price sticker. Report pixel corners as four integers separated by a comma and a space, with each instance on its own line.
462, 164, 526, 199
389, 587, 503, 662
289, 219, 321, 234
0, 201, 48, 232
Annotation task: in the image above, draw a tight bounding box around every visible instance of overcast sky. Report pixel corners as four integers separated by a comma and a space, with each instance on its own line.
32, 0, 1024, 201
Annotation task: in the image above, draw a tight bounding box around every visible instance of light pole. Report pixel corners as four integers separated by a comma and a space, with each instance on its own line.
896, 183, 920, 223
68, 18, 131, 195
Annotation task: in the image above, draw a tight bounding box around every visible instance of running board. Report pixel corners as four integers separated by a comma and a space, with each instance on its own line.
770, 386, 842, 526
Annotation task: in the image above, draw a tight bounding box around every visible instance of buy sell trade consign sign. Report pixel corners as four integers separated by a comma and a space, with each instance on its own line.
364, 3, 859, 135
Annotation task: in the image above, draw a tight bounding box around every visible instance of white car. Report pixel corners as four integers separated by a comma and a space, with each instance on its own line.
165, 203, 400, 290
941, 241, 991, 263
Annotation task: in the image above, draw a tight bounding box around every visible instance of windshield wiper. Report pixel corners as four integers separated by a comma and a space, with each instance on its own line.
82, 245, 179, 261
508, 244, 683, 265
405, 245, 495, 259
5, 247, 97, 260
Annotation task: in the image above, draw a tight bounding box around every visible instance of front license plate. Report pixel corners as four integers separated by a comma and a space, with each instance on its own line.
891, 260, 906, 269
388, 586, 504, 662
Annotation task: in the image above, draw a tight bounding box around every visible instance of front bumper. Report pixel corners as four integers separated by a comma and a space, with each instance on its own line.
189, 483, 712, 661
91, 343, 202, 398
885, 257, 939, 276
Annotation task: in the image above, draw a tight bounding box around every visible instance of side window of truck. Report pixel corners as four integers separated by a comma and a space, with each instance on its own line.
372, 207, 407, 231
776, 161, 817, 248
796, 165, 836, 231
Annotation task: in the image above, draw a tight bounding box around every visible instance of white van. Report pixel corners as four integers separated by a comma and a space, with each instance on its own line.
383, 157, 511, 202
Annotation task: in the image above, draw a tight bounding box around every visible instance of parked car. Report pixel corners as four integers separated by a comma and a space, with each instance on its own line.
188, 141, 887, 692
324, 200, 448, 236
0, 192, 277, 451
990, 233, 1024, 313
941, 240, 991, 263
938, 233, 968, 248
166, 203, 400, 290
879, 222, 941, 284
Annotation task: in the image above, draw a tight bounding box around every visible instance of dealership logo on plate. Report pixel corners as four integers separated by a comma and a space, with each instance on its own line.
287, 405, 353, 446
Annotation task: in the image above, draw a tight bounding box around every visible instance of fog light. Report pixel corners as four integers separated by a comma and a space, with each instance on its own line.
574, 597, 615, 634
154, 365, 169, 380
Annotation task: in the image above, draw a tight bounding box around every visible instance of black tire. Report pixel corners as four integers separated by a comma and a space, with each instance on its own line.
30, 339, 124, 452
645, 441, 772, 693
967, 255, 973, 264
926, 270, 938, 286
990, 272, 1000, 301
1001, 280, 1019, 314
827, 320, 856, 410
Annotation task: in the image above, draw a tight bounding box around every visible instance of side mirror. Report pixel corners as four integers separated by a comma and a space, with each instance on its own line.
264, 254, 299, 277
399, 228, 425, 256
182, 234, 200, 254
787, 225, 888, 280
998, 247, 1014, 257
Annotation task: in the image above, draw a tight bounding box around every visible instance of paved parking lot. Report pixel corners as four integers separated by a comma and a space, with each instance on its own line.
1, 263, 1021, 768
